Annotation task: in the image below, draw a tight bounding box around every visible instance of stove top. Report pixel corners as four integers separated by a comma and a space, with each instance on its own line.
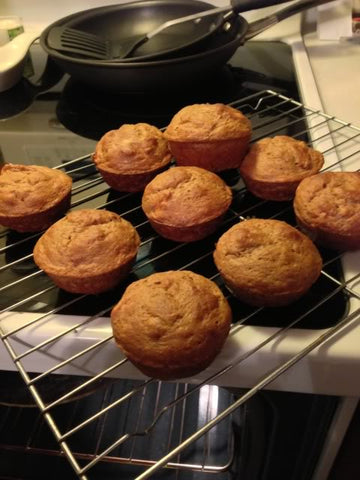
1, 38, 360, 396
0, 40, 350, 330
0, 40, 297, 141
0, 39, 349, 331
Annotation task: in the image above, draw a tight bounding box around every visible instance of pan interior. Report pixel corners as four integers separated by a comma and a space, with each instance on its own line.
49, 0, 232, 60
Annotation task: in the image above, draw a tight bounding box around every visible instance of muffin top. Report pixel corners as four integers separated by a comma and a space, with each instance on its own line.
142, 166, 232, 226
294, 171, 360, 235
240, 136, 324, 182
93, 123, 172, 174
0, 164, 72, 216
214, 218, 322, 295
33, 209, 140, 277
111, 270, 232, 373
164, 103, 252, 142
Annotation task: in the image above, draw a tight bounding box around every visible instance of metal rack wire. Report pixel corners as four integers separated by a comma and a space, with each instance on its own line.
0, 90, 360, 479
0, 376, 235, 478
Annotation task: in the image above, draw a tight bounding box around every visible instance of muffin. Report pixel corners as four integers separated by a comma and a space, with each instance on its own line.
93, 123, 172, 192
164, 103, 252, 172
33, 209, 140, 294
111, 270, 232, 380
213, 218, 323, 307
294, 171, 360, 251
239, 135, 324, 201
0, 164, 72, 232
142, 166, 232, 242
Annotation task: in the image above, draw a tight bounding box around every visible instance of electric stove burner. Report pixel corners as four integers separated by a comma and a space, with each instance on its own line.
0, 41, 298, 139
56, 58, 297, 140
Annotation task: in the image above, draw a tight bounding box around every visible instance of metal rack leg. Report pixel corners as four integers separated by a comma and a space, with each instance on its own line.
312, 396, 359, 480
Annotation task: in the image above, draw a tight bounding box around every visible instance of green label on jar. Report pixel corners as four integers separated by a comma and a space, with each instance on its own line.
8, 25, 24, 40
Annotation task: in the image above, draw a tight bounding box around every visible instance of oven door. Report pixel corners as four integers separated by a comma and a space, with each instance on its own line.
0, 370, 349, 480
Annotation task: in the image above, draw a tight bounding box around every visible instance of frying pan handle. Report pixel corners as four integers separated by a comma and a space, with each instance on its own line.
244, 0, 336, 40
231, 0, 297, 13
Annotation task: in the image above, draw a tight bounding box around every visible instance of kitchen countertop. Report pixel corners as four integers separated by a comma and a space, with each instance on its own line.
251, 6, 360, 127
302, 31, 360, 126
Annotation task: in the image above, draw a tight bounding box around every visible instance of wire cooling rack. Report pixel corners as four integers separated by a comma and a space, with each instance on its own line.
0, 90, 360, 479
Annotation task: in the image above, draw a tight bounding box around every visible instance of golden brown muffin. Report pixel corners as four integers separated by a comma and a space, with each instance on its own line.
0, 164, 72, 232
142, 166, 232, 242
93, 123, 172, 192
164, 103, 252, 172
294, 171, 360, 251
239, 136, 324, 201
111, 270, 232, 380
213, 219, 322, 307
33, 209, 140, 294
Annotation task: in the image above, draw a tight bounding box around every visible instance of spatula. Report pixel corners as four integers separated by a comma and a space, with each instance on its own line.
47, 27, 110, 60
46, 7, 229, 61
46, 0, 293, 61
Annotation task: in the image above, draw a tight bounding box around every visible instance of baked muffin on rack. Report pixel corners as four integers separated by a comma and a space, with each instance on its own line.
294, 171, 360, 251
0, 164, 72, 232
213, 218, 323, 307
142, 166, 232, 242
239, 136, 324, 201
33, 209, 140, 294
111, 270, 232, 380
93, 123, 172, 192
164, 103, 252, 172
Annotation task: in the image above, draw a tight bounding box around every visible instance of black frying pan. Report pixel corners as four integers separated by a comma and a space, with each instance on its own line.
42, 0, 240, 64
40, 0, 335, 92
44, 0, 293, 62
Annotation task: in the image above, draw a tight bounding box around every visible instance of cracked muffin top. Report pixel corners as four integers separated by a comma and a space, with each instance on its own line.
93, 123, 172, 174
111, 270, 232, 380
240, 136, 324, 182
213, 218, 322, 306
164, 103, 252, 142
294, 171, 360, 235
0, 164, 72, 217
33, 209, 140, 277
142, 166, 232, 226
